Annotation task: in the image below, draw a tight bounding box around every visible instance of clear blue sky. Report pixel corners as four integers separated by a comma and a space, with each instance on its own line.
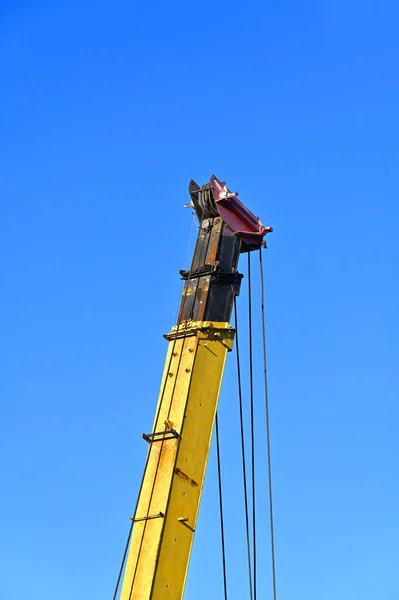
1, 1, 399, 599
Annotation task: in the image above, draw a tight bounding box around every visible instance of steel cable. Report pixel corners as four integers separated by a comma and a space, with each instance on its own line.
247, 252, 257, 599
126, 218, 215, 599
215, 411, 228, 600
233, 297, 253, 600
112, 520, 133, 600
259, 248, 277, 600
112, 307, 187, 599
112, 216, 203, 599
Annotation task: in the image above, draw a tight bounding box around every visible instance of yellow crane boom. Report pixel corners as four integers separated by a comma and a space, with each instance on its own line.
118, 176, 271, 599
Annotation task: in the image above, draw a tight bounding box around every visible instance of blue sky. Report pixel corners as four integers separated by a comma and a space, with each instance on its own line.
1, 1, 399, 599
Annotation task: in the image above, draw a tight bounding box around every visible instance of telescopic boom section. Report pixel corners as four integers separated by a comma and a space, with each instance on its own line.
119, 176, 271, 600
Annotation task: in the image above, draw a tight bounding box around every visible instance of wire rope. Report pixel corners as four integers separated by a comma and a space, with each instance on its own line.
247, 252, 257, 599
259, 248, 277, 600
233, 297, 254, 600
215, 411, 228, 600
127, 218, 215, 598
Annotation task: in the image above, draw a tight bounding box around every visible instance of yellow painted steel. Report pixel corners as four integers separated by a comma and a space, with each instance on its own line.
120, 321, 234, 600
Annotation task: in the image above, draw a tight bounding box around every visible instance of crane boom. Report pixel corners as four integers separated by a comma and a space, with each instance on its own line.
119, 176, 271, 600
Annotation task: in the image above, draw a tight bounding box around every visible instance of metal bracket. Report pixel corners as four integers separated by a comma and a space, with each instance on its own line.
179, 266, 243, 287
131, 511, 165, 523
142, 429, 180, 443
179, 264, 218, 280
174, 467, 198, 487
178, 517, 195, 533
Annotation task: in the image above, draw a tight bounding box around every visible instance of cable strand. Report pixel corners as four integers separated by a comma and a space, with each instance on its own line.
259, 248, 277, 600
112, 520, 133, 600
215, 412, 228, 600
127, 218, 215, 598
248, 252, 257, 600
234, 298, 253, 600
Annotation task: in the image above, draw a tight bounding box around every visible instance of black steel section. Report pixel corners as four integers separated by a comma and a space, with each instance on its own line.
177, 216, 243, 325
178, 277, 201, 324
217, 226, 241, 272
190, 217, 220, 272
204, 274, 242, 323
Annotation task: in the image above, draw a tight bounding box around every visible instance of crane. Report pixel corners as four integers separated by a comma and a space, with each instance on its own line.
116, 175, 272, 600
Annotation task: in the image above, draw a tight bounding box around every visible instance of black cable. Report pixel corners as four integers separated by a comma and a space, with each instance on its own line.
248, 252, 257, 600
127, 307, 191, 599
259, 248, 277, 600
127, 218, 215, 598
234, 297, 253, 600
127, 323, 189, 598
215, 412, 228, 600
115, 275, 191, 600
112, 520, 133, 600
113, 324, 180, 600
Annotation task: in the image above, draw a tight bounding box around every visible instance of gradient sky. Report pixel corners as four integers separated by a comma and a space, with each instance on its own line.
2, 1, 399, 599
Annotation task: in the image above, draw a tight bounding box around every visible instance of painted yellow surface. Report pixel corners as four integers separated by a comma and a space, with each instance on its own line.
120, 321, 234, 600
